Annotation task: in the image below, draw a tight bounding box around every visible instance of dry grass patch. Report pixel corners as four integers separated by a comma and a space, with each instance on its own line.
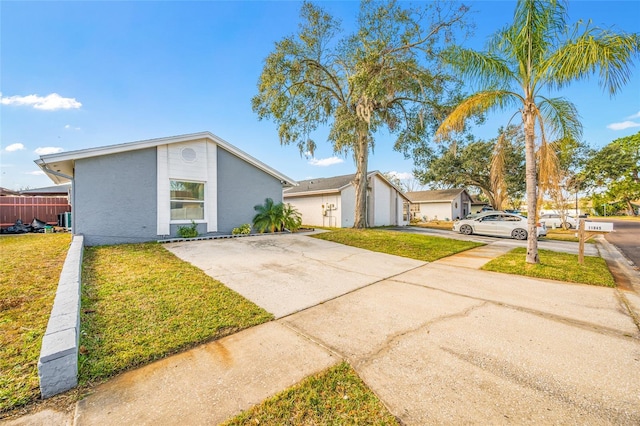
482, 247, 615, 287
0, 233, 72, 414
313, 229, 483, 262
79, 243, 272, 385
223, 362, 399, 425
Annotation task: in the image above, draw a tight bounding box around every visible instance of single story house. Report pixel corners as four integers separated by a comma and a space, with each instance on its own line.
283, 171, 409, 228
405, 189, 473, 221
35, 132, 296, 245
20, 183, 71, 196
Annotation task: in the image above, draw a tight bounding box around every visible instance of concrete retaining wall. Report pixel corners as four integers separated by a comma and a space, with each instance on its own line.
38, 235, 84, 398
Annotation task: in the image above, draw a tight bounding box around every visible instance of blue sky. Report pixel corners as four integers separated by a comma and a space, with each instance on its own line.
1, 0, 639, 190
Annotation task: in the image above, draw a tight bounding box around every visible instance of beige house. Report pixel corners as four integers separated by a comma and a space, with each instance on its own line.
406, 189, 473, 221
283, 171, 410, 228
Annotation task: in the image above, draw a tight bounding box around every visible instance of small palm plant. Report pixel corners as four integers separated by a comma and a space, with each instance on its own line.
253, 199, 303, 233
253, 198, 284, 233
281, 203, 302, 232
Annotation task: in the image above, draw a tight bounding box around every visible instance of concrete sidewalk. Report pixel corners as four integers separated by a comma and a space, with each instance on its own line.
5, 236, 640, 425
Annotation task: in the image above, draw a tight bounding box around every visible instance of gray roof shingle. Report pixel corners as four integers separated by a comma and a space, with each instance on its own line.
405, 189, 465, 203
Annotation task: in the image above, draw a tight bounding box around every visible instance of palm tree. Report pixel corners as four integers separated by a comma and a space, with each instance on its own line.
436, 0, 639, 263
253, 198, 284, 233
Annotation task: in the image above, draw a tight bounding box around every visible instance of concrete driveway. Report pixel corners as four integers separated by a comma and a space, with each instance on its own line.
165, 233, 424, 318
162, 233, 640, 424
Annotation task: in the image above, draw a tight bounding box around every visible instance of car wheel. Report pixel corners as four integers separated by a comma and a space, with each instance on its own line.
564, 222, 573, 229
512, 228, 527, 240
460, 224, 473, 235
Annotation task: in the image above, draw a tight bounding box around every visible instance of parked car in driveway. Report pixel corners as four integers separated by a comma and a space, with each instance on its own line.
539, 213, 577, 229
453, 212, 547, 240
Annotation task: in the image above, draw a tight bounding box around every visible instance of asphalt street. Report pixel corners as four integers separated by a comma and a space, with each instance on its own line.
599, 218, 640, 269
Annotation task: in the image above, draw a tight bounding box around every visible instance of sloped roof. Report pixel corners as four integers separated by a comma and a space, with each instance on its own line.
1, 187, 20, 196
20, 183, 71, 195
34, 132, 297, 187
405, 188, 466, 203
284, 170, 409, 201
284, 172, 357, 196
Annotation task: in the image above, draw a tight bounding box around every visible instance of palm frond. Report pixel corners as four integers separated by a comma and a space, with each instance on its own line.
536, 138, 562, 217
436, 91, 521, 139
536, 96, 582, 141
443, 46, 514, 88
490, 133, 508, 210
543, 25, 640, 95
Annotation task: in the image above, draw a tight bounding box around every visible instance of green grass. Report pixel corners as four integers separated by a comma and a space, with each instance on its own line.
79, 243, 273, 385
0, 233, 72, 414
481, 247, 615, 287
222, 362, 399, 425
313, 229, 483, 262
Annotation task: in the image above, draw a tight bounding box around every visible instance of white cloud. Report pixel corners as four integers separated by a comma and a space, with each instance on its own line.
0, 92, 82, 110
308, 156, 344, 167
64, 124, 81, 130
25, 170, 45, 176
34, 147, 64, 155
606, 121, 640, 131
5, 143, 26, 152
627, 111, 640, 119
387, 171, 413, 180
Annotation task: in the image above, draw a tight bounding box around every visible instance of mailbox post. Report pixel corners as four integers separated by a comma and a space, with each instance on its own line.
578, 219, 614, 264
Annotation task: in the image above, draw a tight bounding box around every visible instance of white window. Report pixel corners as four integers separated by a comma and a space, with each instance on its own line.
170, 180, 204, 221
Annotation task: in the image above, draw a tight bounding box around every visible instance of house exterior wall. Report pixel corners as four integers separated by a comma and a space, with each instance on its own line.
370, 175, 397, 226
415, 202, 451, 221
74, 148, 158, 246
340, 185, 356, 228
284, 194, 341, 228
157, 140, 218, 235
451, 192, 472, 220
216, 147, 284, 233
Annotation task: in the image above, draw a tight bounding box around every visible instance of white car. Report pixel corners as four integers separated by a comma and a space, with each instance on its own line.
453, 212, 547, 240
539, 213, 577, 229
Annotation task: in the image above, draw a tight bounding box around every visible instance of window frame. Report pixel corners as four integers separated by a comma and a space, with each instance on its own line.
169, 179, 205, 223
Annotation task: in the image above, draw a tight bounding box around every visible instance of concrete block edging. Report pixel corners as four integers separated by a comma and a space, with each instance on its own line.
38, 234, 84, 398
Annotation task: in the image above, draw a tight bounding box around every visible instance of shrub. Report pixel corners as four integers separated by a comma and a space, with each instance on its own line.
177, 220, 199, 238
253, 198, 303, 233
232, 224, 252, 235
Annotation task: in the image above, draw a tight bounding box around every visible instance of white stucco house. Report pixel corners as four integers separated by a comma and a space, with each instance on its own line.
405, 189, 473, 221
283, 171, 410, 228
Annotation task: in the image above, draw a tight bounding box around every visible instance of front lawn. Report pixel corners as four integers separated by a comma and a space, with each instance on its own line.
481, 247, 615, 287
313, 229, 483, 262
79, 243, 272, 385
222, 362, 399, 425
0, 233, 72, 414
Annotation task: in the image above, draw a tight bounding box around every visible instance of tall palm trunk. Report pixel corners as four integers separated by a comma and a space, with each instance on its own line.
353, 128, 369, 228
523, 101, 539, 264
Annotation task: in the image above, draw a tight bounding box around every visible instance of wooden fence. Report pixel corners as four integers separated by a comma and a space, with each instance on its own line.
0, 197, 71, 227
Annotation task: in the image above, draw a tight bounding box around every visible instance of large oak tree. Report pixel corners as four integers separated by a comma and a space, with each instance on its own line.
253, 0, 468, 227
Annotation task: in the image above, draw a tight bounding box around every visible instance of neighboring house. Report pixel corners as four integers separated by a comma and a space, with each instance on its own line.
283, 171, 409, 228
470, 195, 490, 214
20, 184, 71, 196
0, 184, 71, 228
405, 189, 473, 221
35, 132, 296, 245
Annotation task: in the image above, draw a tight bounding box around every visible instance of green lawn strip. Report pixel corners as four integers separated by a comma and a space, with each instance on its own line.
313, 229, 483, 262
0, 233, 72, 413
79, 243, 272, 385
222, 361, 399, 425
481, 247, 615, 287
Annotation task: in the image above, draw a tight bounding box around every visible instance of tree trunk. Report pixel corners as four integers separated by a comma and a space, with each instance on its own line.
353, 129, 369, 228
523, 102, 539, 264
